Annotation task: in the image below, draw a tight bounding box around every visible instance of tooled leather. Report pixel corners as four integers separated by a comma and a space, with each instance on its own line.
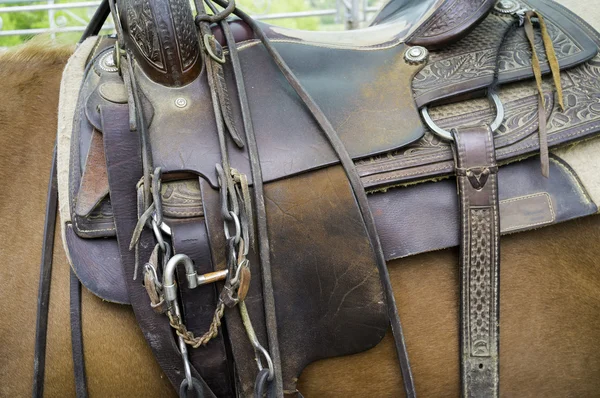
453, 126, 500, 398
412, 0, 594, 107
408, 0, 495, 48
161, 180, 204, 218
358, 51, 600, 188
117, 0, 201, 86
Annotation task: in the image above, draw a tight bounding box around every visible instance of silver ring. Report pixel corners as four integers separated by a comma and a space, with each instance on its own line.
223, 211, 241, 245
420, 92, 505, 141
152, 211, 172, 236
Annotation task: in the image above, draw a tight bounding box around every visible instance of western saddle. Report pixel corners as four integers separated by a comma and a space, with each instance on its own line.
36, 0, 600, 396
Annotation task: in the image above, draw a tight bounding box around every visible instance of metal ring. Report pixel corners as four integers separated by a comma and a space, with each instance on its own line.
152, 219, 167, 253
420, 92, 505, 141
152, 167, 163, 225
152, 211, 172, 236
223, 211, 241, 245
144, 260, 162, 289
215, 164, 233, 221
179, 377, 204, 398
255, 342, 275, 381
254, 368, 271, 398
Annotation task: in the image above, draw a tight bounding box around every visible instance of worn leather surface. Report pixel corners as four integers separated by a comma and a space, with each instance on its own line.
65, 226, 127, 304
370, 155, 597, 260
57, 1, 600, 396
201, 167, 389, 395
264, 166, 388, 393
137, 41, 425, 189
101, 103, 216, 395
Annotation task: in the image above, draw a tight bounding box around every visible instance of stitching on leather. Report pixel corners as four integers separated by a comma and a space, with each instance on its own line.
165, 210, 203, 217
365, 162, 453, 183
556, 2, 600, 43
234, 37, 402, 52
367, 119, 600, 186
547, 156, 594, 205
499, 121, 600, 157
67, 46, 117, 235
456, 129, 468, 396
500, 192, 555, 231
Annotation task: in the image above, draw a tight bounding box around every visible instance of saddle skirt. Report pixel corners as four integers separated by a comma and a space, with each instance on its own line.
56, 0, 600, 396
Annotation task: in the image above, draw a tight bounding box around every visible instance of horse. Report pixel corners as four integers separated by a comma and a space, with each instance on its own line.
1, 0, 599, 396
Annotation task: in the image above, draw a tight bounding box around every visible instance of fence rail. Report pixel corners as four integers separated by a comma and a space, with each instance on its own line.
0, 1, 381, 40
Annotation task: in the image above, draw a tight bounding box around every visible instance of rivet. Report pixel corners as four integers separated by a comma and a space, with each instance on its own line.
493, 0, 520, 14
404, 46, 429, 64
175, 98, 187, 108
99, 52, 118, 73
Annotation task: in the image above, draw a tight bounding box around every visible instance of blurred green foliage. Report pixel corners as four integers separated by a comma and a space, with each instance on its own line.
0, 0, 382, 47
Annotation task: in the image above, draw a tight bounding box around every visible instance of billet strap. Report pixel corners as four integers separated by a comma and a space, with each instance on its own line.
209, 0, 415, 396
171, 220, 235, 397
100, 104, 216, 398
452, 126, 500, 398
32, 146, 58, 398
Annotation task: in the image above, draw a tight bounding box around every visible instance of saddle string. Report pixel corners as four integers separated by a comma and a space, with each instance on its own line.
488, 8, 564, 178
523, 10, 564, 178
208, 0, 417, 396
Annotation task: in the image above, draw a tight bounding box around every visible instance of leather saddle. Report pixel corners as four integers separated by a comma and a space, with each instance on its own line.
56, 0, 600, 396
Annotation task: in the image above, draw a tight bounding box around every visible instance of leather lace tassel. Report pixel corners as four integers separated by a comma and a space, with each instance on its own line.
523, 11, 565, 177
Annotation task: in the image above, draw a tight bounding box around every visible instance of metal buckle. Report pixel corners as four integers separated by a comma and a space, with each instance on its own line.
420, 92, 505, 141
203, 34, 226, 64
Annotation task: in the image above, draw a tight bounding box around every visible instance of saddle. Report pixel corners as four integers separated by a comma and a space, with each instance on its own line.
54, 0, 600, 396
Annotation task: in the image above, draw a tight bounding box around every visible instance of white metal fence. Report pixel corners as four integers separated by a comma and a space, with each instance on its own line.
0, 0, 381, 40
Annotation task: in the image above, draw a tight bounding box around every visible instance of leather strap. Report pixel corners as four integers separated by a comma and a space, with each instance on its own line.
213, 12, 284, 396
171, 220, 235, 397
70, 270, 88, 398
32, 146, 58, 398
452, 126, 500, 398
78, 0, 109, 44
101, 103, 216, 397
211, 2, 415, 396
